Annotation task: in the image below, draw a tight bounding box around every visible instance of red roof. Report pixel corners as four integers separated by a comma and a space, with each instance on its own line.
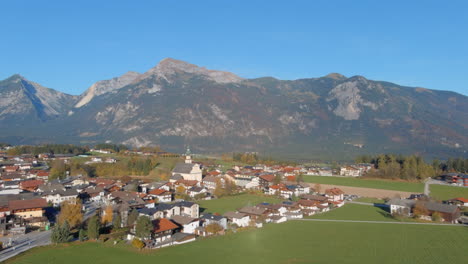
19, 179, 44, 189
208, 171, 221, 176
175, 180, 198, 186
148, 189, 168, 196
454, 197, 468, 203
259, 174, 275, 182
9, 198, 48, 211
153, 218, 179, 233
325, 188, 344, 195
36, 171, 50, 177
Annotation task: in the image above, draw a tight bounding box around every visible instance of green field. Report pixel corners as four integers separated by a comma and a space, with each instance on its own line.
304, 176, 424, 192
430, 185, 468, 200
354, 197, 386, 204
197, 194, 282, 214
309, 203, 395, 221
8, 221, 468, 264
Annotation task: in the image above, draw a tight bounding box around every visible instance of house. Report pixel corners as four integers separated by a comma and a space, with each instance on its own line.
202, 175, 218, 190
268, 184, 293, 199
174, 201, 199, 218
238, 206, 268, 220
446, 197, 468, 207
387, 198, 415, 216
256, 203, 288, 216
171, 149, 202, 182
151, 218, 180, 244
43, 189, 79, 207
141, 181, 170, 193
325, 188, 344, 201
340, 166, 362, 177
147, 189, 172, 203
258, 174, 275, 189
171, 215, 199, 234
201, 213, 227, 229
223, 211, 250, 227
187, 186, 207, 198
8, 198, 49, 227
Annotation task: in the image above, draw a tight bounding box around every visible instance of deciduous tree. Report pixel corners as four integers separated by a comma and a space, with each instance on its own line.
58, 200, 83, 228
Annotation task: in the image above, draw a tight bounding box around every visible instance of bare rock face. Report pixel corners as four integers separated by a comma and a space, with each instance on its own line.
0, 75, 76, 121
327, 78, 379, 120
75, 71, 140, 108
142, 58, 244, 84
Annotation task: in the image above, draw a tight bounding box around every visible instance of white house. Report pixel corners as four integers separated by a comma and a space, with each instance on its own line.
171, 215, 199, 234
223, 211, 250, 227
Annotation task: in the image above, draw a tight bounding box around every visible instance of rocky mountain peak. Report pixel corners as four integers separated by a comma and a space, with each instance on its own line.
144, 58, 244, 84
74, 71, 141, 108
325, 73, 347, 80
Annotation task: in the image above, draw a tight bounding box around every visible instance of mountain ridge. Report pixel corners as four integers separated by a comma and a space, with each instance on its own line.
1, 58, 467, 160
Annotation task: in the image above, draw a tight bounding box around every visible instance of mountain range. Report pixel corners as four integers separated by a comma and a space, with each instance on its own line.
1, 58, 467, 160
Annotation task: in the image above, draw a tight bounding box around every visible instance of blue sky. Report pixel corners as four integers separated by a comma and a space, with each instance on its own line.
1, 0, 467, 95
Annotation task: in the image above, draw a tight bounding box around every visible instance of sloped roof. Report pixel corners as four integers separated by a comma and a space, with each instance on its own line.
173, 163, 196, 174
9, 198, 48, 211
153, 218, 179, 233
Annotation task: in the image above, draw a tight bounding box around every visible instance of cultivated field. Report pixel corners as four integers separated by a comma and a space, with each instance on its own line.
304, 176, 424, 192
430, 185, 468, 200
309, 203, 395, 221
197, 194, 281, 214
7, 221, 468, 264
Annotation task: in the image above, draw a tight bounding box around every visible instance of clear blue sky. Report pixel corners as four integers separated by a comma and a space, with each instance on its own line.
1, 0, 467, 95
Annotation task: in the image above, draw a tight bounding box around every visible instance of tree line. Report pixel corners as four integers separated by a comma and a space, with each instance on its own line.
7, 144, 89, 156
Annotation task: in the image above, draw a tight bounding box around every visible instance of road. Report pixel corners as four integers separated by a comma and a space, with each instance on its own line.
294, 218, 461, 226
0, 201, 99, 262
0, 230, 51, 262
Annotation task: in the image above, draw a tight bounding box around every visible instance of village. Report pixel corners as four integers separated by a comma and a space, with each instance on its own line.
0, 146, 467, 256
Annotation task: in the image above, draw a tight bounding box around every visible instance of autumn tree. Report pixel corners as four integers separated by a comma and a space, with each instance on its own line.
58, 200, 83, 228
132, 238, 145, 250
314, 183, 322, 194
273, 174, 282, 185
205, 223, 223, 234
213, 178, 225, 198
431, 212, 443, 222
49, 159, 68, 180
412, 201, 429, 218
101, 205, 113, 225
135, 216, 153, 239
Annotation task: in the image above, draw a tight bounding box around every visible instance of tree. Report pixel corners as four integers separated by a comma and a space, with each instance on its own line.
135, 216, 153, 239
51, 221, 71, 244
431, 211, 443, 222
87, 215, 101, 240
78, 228, 86, 241
101, 205, 113, 225
176, 185, 186, 194
113, 213, 122, 229
127, 209, 139, 226
314, 183, 322, 194
132, 238, 145, 250
412, 201, 429, 218
273, 174, 282, 185
296, 174, 304, 183
57, 200, 83, 228
213, 178, 225, 198
49, 159, 68, 180
205, 223, 223, 234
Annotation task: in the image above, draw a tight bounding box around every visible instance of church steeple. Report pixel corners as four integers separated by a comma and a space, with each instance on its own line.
184, 146, 192, 164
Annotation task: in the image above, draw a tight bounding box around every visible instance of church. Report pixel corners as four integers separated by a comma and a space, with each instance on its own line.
171, 148, 203, 182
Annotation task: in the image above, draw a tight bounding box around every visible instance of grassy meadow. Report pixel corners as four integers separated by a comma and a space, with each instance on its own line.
7, 220, 468, 264
198, 193, 282, 214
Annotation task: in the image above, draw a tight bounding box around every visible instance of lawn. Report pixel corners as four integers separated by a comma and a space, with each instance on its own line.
304, 176, 424, 192
430, 185, 468, 200
354, 197, 386, 204
197, 194, 282, 214
309, 203, 395, 221
8, 221, 468, 264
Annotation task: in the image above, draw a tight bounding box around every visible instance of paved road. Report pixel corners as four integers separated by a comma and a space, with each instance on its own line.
0, 201, 99, 262
294, 218, 461, 226
0, 230, 51, 262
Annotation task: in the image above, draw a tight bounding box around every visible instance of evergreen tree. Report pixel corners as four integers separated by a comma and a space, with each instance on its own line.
127, 209, 139, 226
87, 215, 101, 240
113, 213, 122, 229
135, 216, 153, 239
78, 228, 86, 241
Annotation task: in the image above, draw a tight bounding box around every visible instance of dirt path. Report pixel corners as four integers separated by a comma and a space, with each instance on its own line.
307, 183, 415, 199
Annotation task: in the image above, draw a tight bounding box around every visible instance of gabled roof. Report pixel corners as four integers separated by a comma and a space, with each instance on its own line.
171, 215, 198, 225
201, 213, 225, 221
259, 174, 275, 182
9, 198, 48, 211
325, 188, 344, 195
223, 211, 248, 219
173, 163, 197, 174
153, 218, 179, 233
148, 189, 169, 196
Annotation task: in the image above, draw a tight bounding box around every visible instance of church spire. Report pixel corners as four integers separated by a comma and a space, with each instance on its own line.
185, 146, 192, 164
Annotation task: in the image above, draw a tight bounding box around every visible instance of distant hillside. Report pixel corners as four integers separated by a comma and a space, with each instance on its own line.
1, 58, 467, 160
